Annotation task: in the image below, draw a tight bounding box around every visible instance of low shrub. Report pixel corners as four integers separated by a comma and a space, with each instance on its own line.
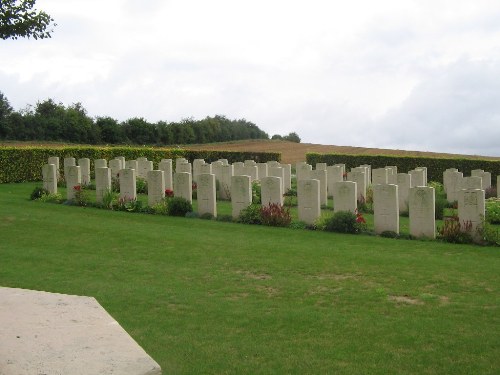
437, 216, 474, 244
486, 198, 500, 224
252, 181, 261, 204
73, 185, 91, 207
199, 212, 214, 220
485, 185, 497, 199
167, 197, 192, 217
101, 190, 118, 209
150, 199, 169, 215
30, 186, 49, 200
136, 177, 148, 194
115, 197, 143, 212
216, 214, 233, 222
237, 204, 262, 225
324, 210, 365, 234
260, 203, 292, 227
435, 197, 448, 220
380, 231, 399, 238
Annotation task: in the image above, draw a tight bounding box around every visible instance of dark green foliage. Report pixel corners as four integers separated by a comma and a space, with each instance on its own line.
307, 153, 500, 184
115, 197, 143, 213
485, 185, 497, 199
215, 214, 233, 222
0, 0, 55, 40
30, 186, 48, 200
167, 197, 193, 217
237, 204, 262, 225
0, 93, 270, 146
437, 216, 474, 244
136, 177, 147, 194
260, 203, 292, 227
324, 211, 361, 234
0, 146, 279, 183
251, 181, 261, 204
199, 212, 214, 220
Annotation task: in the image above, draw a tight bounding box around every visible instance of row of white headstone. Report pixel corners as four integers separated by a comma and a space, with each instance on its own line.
42, 157, 498, 239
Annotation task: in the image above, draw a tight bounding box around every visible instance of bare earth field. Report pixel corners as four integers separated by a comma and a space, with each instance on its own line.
3, 140, 499, 164
184, 140, 500, 164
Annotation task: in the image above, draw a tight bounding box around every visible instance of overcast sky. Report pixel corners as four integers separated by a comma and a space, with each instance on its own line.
1, 0, 500, 156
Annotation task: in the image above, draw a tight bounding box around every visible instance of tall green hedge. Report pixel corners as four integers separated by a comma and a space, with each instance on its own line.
306, 153, 500, 183
0, 146, 281, 183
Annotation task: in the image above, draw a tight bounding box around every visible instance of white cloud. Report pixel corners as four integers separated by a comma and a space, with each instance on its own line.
1, 0, 500, 155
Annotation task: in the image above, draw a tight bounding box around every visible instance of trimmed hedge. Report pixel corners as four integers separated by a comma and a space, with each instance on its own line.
0, 146, 281, 183
306, 153, 500, 183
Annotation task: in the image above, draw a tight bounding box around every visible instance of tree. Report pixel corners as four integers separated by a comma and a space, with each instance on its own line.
0, 0, 55, 40
284, 132, 301, 143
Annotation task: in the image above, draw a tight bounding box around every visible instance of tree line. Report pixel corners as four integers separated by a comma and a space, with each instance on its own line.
0, 93, 295, 145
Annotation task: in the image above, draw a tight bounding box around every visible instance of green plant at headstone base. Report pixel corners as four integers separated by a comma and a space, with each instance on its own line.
485, 185, 497, 199
136, 177, 148, 194
323, 210, 366, 234
260, 203, 292, 227
115, 197, 143, 212
486, 198, 500, 224
477, 215, 500, 246
437, 216, 474, 244
237, 204, 262, 225
101, 189, 119, 209
251, 181, 261, 204
166, 197, 193, 217
73, 185, 91, 207
30, 186, 49, 200
111, 176, 120, 192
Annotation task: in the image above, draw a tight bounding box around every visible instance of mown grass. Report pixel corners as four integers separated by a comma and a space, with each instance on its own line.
1, 182, 499, 374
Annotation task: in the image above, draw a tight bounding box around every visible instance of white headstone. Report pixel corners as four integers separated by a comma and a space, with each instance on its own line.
114, 156, 126, 169
359, 164, 371, 184
119, 169, 136, 201
125, 160, 138, 171
42, 164, 57, 194
327, 165, 343, 198
409, 169, 426, 188
372, 168, 389, 185
471, 169, 491, 189
138, 160, 153, 179
197, 173, 217, 218
409, 186, 435, 239
281, 163, 292, 192
78, 158, 91, 186
244, 160, 257, 167
174, 172, 192, 204
147, 170, 165, 206
94, 159, 107, 170
108, 159, 122, 179
175, 158, 187, 171
64, 157, 76, 181
347, 170, 366, 202
231, 175, 252, 218
48, 157, 60, 180
316, 163, 327, 171
66, 166, 81, 201
443, 168, 459, 193
261, 176, 284, 206
458, 188, 485, 239
373, 184, 399, 234
199, 163, 212, 175
177, 161, 192, 175
333, 181, 357, 213
158, 160, 173, 190
461, 176, 482, 190
95, 167, 112, 205
192, 159, 205, 183
446, 171, 463, 202
297, 179, 320, 225
296, 162, 313, 181
257, 163, 268, 180
268, 166, 285, 192
233, 162, 245, 176
396, 173, 411, 213
218, 165, 233, 200
310, 169, 328, 207
243, 165, 258, 182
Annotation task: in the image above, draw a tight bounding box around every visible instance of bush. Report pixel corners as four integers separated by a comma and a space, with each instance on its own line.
435, 197, 448, 220
237, 204, 262, 225
114, 197, 143, 212
485, 185, 497, 199
486, 198, 500, 224
199, 212, 214, 220
167, 197, 192, 217
324, 211, 364, 234
30, 186, 49, 200
260, 203, 292, 227
73, 185, 90, 207
136, 177, 148, 194
437, 216, 474, 244
150, 199, 169, 215
216, 214, 233, 222
252, 181, 261, 204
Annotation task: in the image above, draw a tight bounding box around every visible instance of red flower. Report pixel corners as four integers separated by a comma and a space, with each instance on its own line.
355, 209, 366, 224
192, 182, 197, 190
165, 189, 174, 197
73, 185, 81, 191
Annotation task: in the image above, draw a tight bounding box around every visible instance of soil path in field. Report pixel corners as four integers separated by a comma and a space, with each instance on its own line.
184, 140, 500, 164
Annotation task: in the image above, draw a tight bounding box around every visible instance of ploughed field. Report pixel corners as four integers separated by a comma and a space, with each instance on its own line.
0, 182, 499, 374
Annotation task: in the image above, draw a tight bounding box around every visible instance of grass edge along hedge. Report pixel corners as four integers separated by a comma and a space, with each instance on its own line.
0, 146, 281, 183
307, 152, 500, 183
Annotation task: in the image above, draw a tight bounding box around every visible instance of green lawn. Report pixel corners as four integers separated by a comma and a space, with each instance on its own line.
1, 182, 499, 374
